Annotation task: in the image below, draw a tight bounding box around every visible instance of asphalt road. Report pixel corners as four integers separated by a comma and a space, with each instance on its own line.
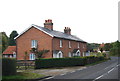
41, 57, 119, 81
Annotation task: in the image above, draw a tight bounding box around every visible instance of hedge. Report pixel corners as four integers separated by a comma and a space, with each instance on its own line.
2, 58, 16, 76
35, 56, 105, 69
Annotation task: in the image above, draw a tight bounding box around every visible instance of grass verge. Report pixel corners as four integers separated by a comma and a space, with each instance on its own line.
2, 72, 45, 80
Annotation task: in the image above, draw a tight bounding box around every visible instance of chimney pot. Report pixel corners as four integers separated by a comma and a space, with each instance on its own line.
44, 19, 53, 30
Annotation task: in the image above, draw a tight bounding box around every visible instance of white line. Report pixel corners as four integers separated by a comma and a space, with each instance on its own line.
104, 66, 109, 70
117, 64, 120, 67
60, 73, 66, 76
108, 68, 114, 73
45, 76, 54, 79
71, 71, 76, 73
93, 75, 104, 81
95, 75, 104, 80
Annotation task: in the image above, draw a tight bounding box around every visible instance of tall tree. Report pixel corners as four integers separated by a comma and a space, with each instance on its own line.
1, 32, 9, 52
8, 31, 18, 46
110, 40, 120, 56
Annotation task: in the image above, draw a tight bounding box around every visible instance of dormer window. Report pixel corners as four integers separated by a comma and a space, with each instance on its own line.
60, 40, 62, 48
31, 40, 37, 48
69, 41, 71, 48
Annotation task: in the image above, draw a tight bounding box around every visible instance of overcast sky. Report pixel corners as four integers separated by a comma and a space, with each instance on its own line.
0, 0, 119, 43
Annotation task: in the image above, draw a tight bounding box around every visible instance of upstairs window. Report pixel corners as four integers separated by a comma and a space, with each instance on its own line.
78, 43, 80, 48
60, 40, 62, 47
83, 44, 85, 48
69, 41, 71, 48
31, 40, 37, 48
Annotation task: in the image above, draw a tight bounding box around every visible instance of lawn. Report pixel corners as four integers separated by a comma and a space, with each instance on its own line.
2, 72, 45, 80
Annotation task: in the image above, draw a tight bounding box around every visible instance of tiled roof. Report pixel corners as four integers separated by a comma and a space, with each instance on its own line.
34, 25, 86, 42
100, 43, 104, 48
15, 24, 87, 43
2, 46, 16, 54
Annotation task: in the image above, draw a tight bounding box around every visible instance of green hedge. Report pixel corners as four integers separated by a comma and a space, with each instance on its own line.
35, 56, 105, 69
2, 58, 16, 76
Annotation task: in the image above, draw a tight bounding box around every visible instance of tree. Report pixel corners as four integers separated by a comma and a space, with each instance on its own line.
110, 40, 120, 56
1, 32, 9, 53
36, 50, 49, 58
24, 51, 28, 70
103, 43, 112, 51
30, 48, 49, 58
8, 31, 18, 46
87, 43, 100, 52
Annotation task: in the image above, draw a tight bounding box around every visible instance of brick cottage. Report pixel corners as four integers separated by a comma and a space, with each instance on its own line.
15, 19, 87, 60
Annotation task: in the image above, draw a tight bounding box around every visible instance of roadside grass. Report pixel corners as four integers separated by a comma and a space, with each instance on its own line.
2, 72, 45, 80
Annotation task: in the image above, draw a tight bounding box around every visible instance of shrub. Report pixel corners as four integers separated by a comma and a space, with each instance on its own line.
35, 56, 105, 69
2, 58, 16, 76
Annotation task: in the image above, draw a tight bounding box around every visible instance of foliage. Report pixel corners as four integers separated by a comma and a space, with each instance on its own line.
1, 32, 8, 53
30, 48, 49, 58
8, 30, 18, 46
110, 40, 120, 56
36, 50, 49, 58
103, 43, 112, 51
2, 72, 45, 80
2, 58, 16, 76
87, 43, 100, 52
35, 56, 105, 69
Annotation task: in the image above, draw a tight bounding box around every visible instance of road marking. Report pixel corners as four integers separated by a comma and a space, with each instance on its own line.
117, 64, 120, 67
93, 66, 116, 81
95, 75, 104, 80
104, 67, 109, 70
45, 76, 54, 79
108, 68, 114, 73
60, 73, 66, 76
71, 71, 76, 73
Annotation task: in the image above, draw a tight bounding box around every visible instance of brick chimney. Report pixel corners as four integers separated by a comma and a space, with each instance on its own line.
64, 27, 71, 35
44, 19, 53, 30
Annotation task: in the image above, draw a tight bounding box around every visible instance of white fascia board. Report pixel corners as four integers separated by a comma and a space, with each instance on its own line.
33, 24, 53, 37
14, 24, 53, 39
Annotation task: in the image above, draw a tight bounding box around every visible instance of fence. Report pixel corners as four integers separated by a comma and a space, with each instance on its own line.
16, 60, 35, 70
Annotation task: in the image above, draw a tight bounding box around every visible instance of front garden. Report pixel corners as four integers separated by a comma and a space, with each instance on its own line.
2, 55, 109, 80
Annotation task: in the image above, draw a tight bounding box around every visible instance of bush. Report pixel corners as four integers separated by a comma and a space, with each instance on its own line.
35, 56, 105, 69
2, 58, 16, 76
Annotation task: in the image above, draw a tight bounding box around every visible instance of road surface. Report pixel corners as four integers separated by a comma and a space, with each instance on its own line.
41, 57, 119, 81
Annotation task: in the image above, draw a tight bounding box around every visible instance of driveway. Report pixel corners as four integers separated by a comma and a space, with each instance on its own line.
17, 66, 86, 76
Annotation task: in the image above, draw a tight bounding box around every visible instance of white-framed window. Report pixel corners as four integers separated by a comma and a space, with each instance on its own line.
69, 41, 71, 48
29, 53, 35, 60
10, 55, 12, 58
60, 40, 62, 48
68, 52, 72, 57
5, 55, 8, 58
13, 52, 16, 58
78, 43, 80, 48
83, 52, 85, 57
31, 40, 37, 48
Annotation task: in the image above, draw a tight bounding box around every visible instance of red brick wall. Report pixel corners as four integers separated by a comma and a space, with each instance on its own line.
52, 38, 87, 57
16, 27, 53, 60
